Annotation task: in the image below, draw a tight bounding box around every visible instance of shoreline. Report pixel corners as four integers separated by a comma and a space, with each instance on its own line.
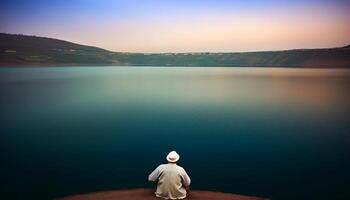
56, 188, 269, 200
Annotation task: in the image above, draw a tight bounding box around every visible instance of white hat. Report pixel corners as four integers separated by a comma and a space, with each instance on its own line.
166, 151, 180, 163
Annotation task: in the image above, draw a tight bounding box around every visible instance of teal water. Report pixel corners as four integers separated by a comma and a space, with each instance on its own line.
0, 67, 349, 200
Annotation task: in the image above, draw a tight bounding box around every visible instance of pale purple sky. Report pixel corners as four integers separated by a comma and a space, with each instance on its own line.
1, 0, 349, 52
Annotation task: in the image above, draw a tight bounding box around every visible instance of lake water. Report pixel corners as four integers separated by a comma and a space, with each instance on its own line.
0, 67, 349, 200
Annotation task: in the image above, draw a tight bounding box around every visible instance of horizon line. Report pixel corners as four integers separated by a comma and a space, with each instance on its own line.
2, 32, 349, 54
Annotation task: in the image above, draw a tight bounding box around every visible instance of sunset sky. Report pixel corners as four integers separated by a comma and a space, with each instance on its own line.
1, 0, 349, 53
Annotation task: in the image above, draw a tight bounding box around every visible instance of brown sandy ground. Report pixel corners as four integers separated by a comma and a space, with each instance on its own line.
57, 188, 269, 200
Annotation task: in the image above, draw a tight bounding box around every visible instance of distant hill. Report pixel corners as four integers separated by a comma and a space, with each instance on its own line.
1, 33, 350, 67
0, 33, 119, 65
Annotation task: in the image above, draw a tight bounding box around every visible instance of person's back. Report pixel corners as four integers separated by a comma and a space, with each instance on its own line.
148, 151, 191, 199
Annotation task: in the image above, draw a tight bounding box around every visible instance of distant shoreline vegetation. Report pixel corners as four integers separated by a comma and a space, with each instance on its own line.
1, 33, 350, 67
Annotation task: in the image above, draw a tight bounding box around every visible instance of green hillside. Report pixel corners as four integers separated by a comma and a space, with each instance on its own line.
0, 33, 120, 65
1, 33, 349, 67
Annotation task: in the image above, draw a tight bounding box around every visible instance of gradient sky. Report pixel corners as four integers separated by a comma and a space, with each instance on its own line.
1, 0, 349, 52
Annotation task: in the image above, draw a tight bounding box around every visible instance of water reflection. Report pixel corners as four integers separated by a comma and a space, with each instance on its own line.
0, 67, 349, 200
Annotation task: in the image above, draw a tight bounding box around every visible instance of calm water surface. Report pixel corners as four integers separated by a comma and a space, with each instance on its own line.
0, 67, 349, 200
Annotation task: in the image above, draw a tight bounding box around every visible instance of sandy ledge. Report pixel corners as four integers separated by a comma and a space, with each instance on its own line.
56, 188, 269, 200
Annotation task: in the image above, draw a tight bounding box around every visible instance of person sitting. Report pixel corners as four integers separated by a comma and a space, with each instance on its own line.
148, 151, 191, 199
